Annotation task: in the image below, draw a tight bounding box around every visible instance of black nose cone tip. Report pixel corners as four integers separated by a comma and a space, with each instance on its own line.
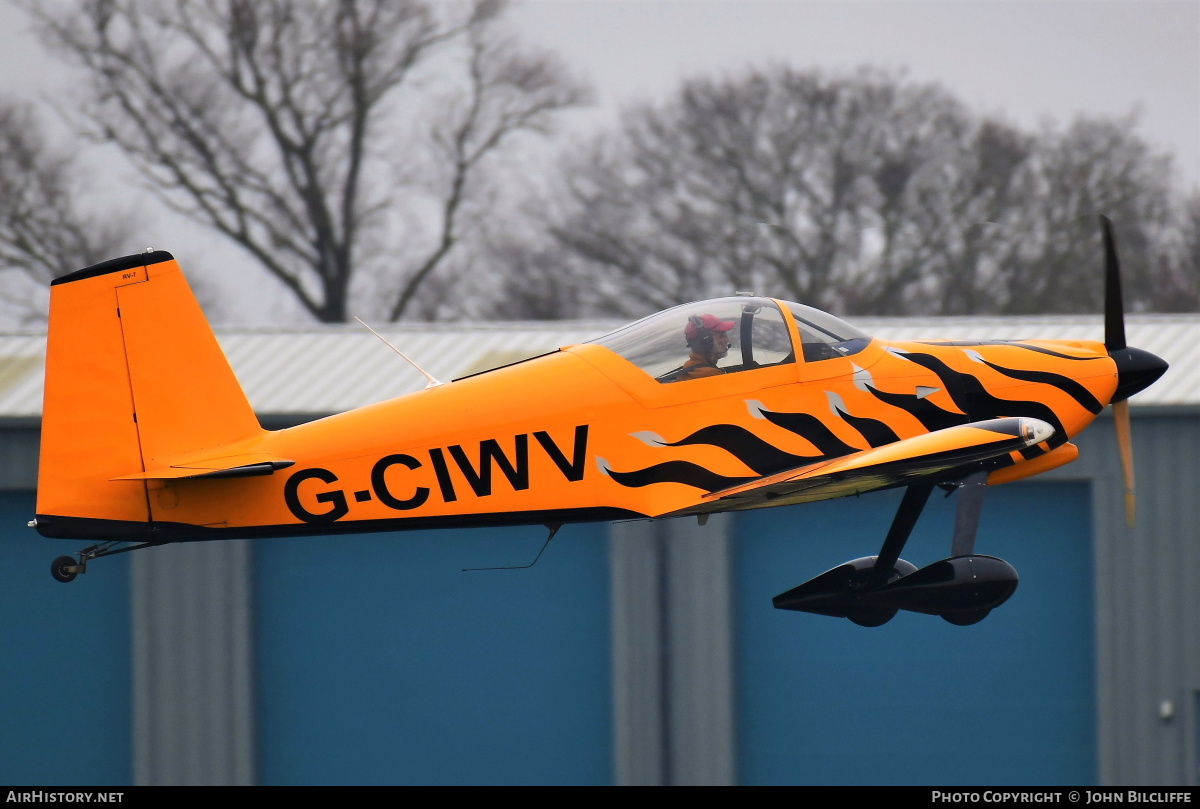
1111, 346, 1169, 403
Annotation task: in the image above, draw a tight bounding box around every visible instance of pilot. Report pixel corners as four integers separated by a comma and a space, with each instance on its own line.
676, 313, 736, 380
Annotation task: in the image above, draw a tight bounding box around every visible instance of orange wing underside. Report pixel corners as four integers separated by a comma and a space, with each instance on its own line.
648, 417, 1053, 517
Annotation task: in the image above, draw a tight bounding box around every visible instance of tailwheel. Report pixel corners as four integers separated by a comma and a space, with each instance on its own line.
47, 539, 156, 583
942, 609, 991, 626
51, 556, 80, 583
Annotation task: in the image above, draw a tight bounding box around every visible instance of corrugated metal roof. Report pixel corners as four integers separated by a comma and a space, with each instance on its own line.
0, 314, 1195, 418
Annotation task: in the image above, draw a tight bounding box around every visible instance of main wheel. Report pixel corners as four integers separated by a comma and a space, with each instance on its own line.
50, 556, 78, 583
846, 606, 898, 627
942, 608, 991, 626
844, 559, 917, 627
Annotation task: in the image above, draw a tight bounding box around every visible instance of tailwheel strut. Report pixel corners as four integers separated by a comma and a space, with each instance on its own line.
50, 540, 156, 583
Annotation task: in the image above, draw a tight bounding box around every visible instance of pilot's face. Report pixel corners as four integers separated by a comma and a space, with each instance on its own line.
712, 330, 731, 359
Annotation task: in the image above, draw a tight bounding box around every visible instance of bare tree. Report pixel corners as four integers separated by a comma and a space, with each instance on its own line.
25, 0, 588, 323
1146, 190, 1200, 312
0, 98, 134, 325
491, 66, 996, 318
490, 65, 1193, 319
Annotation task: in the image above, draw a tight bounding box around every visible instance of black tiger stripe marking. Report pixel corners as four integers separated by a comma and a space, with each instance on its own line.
606, 461, 756, 492
897, 352, 1067, 434
835, 408, 901, 448
975, 359, 1104, 414
666, 424, 820, 475
864, 386, 971, 432
756, 410, 859, 458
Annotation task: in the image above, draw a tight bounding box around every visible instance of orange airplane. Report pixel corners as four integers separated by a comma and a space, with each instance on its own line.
34, 217, 1167, 626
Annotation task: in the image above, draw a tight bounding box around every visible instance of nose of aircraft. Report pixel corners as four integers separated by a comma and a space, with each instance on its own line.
1110, 346, 1169, 403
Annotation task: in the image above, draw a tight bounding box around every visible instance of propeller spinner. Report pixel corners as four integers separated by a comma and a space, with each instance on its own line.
1099, 216, 1169, 525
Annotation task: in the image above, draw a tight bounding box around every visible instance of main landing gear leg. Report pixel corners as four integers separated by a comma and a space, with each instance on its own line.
773, 483, 930, 626
842, 483, 933, 627
937, 469, 1016, 626
950, 470, 988, 557
872, 470, 1017, 626
867, 483, 934, 590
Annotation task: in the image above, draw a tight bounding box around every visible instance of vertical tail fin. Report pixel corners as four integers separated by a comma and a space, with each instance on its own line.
36, 251, 262, 540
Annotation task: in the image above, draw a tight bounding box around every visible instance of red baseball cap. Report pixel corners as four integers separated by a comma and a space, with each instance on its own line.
685, 313, 736, 340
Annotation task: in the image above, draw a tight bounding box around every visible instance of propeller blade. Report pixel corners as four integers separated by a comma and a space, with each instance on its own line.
1113, 399, 1135, 526
1101, 215, 1126, 352
1101, 215, 1140, 525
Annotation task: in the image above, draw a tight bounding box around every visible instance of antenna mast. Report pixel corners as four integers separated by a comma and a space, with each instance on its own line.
354, 317, 444, 389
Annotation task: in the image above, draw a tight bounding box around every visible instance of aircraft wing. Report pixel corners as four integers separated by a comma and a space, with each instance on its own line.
671, 417, 1053, 515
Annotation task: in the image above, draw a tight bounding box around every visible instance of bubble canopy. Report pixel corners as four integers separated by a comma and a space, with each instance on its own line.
588, 297, 871, 383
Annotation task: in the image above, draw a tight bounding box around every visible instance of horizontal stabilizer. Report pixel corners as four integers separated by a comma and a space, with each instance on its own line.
113, 456, 295, 481
693, 417, 1053, 511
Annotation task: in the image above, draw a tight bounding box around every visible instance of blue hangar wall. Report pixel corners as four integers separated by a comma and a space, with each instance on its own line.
0, 490, 134, 786
0, 473, 1094, 785
252, 523, 614, 786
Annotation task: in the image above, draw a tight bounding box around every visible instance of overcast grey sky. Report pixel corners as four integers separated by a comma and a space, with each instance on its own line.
508, 0, 1199, 188
2, 0, 1195, 182
0, 0, 1196, 323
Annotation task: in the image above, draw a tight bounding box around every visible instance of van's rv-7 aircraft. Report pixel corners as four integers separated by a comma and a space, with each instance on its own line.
34, 217, 1167, 627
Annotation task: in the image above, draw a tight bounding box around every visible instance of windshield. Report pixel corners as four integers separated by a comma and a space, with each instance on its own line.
782, 301, 872, 362
589, 297, 795, 383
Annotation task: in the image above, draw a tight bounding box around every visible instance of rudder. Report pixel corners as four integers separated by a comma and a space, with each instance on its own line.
36, 250, 262, 540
